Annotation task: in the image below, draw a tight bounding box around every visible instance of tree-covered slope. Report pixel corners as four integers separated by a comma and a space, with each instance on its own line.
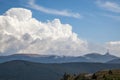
0, 60, 120, 80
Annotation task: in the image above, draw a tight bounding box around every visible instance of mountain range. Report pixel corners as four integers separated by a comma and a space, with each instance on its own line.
0, 52, 119, 63
107, 58, 120, 64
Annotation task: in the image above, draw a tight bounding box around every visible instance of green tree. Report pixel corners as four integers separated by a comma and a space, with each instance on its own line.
61, 73, 74, 80
92, 73, 97, 80
108, 70, 113, 75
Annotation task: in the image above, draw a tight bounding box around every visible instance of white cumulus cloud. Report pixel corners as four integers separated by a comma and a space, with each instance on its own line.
0, 8, 120, 57
0, 8, 87, 56
106, 41, 120, 56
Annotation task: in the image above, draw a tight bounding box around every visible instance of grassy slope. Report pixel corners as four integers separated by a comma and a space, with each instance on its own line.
61, 69, 120, 80
95, 69, 120, 80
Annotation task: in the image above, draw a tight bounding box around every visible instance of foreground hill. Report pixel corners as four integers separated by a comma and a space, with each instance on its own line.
60, 69, 120, 80
0, 52, 118, 63
0, 60, 120, 80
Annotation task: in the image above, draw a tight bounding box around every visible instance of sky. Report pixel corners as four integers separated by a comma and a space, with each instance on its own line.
0, 0, 120, 56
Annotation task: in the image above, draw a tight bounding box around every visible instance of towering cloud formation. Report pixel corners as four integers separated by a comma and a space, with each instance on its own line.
0, 8, 120, 56
0, 8, 88, 56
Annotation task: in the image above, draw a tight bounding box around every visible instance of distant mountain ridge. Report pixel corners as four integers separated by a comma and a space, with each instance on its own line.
107, 58, 120, 64
0, 52, 119, 63
84, 52, 118, 63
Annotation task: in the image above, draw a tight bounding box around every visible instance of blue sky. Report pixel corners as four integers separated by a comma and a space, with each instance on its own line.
0, 0, 120, 43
